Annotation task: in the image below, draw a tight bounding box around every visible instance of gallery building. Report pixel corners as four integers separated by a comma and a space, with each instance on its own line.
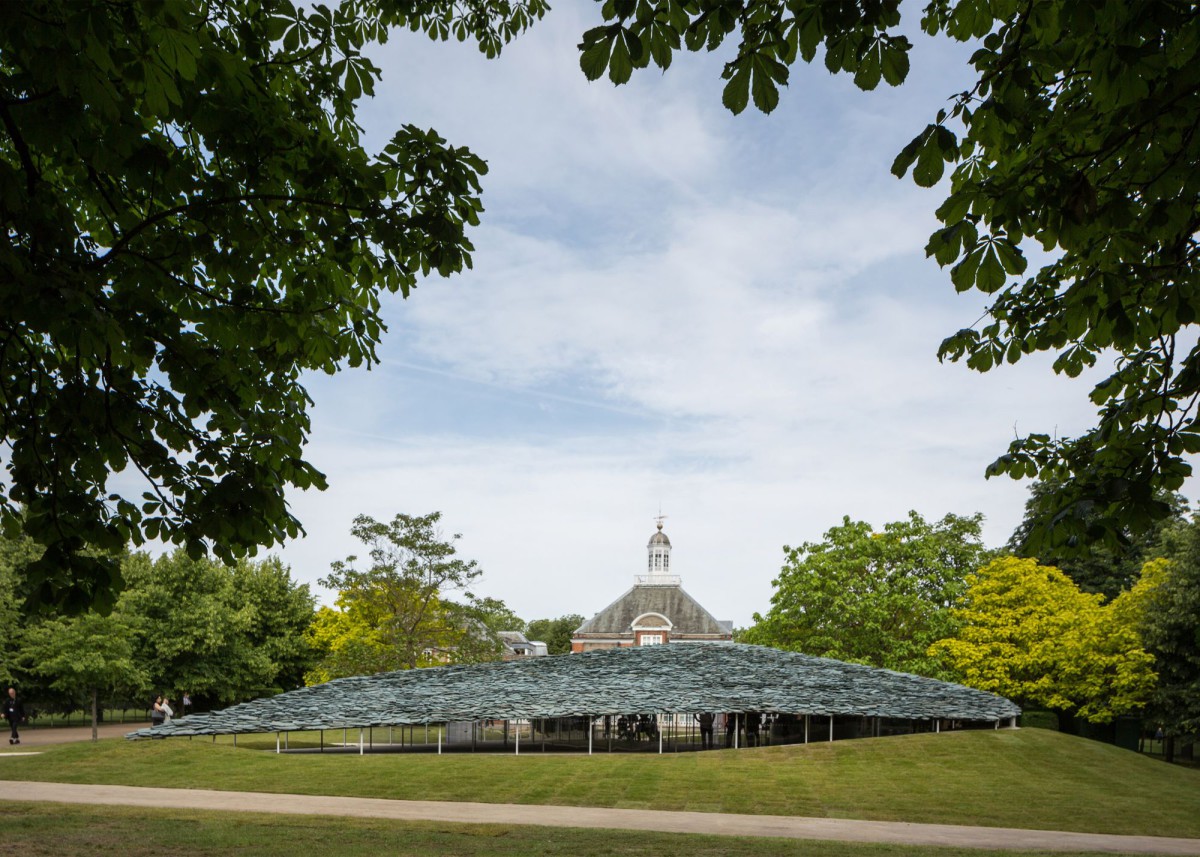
571, 520, 734, 651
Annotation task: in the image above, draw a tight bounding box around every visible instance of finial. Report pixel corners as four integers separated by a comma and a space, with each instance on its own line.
654, 512, 667, 531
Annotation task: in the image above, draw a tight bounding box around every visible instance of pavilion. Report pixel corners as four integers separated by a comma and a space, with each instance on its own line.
127, 643, 1021, 753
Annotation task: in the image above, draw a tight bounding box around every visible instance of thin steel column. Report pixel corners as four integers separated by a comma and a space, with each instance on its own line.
828, 715, 833, 742
589, 717, 593, 756
359, 728, 364, 755
275, 733, 280, 754
804, 714, 809, 744
438, 727, 442, 755
516, 721, 520, 755
735, 714, 739, 749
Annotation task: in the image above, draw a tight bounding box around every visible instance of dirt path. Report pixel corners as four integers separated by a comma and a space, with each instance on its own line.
2, 722, 141, 746
1, 780, 1198, 854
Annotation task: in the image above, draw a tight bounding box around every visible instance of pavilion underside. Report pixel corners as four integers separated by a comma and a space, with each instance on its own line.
127, 643, 1021, 751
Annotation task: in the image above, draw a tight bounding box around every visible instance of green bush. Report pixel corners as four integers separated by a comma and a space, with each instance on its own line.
1021, 710, 1059, 730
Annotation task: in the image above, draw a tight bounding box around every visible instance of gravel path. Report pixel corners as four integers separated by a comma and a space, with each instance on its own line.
1, 780, 1198, 854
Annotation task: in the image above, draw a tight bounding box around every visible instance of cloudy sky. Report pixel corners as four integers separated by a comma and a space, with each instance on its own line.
274, 5, 1121, 629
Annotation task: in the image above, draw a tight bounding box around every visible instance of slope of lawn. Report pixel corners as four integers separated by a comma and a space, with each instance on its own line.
2, 728, 1197, 838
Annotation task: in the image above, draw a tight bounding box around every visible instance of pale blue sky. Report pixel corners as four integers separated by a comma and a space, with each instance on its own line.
275, 5, 1130, 628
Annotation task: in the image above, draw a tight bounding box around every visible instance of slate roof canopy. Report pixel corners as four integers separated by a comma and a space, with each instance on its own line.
127, 643, 1021, 739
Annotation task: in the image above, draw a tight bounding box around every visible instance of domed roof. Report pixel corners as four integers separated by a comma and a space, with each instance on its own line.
648, 522, 671, 547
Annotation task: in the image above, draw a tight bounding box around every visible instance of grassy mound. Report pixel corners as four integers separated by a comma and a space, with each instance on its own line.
4, 728, 1197, 838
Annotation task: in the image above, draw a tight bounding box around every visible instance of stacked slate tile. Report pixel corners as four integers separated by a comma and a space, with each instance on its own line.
127, 642, 1020, 739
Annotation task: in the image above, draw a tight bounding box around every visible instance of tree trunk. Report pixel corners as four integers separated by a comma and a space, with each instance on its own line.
90, 688, 98, 742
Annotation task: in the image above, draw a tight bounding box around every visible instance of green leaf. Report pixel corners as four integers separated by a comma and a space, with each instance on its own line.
880, 38, 910, 86
977, 245, 1006, 292
891, 130, 926, 179
722, 63, 751, 115
912, 136, 945, 187
609, 32, 634, 84
751, 57, 781, 113
579, 36, 613, 81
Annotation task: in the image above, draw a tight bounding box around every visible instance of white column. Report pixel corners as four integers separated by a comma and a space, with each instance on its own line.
804, 715, 809, 744
828, 715, 833, 742
438, 728, 442, 755
359, 728, 364, 755
275, 733, 280, 754
735, 714, 739, 749
516, 722, 520, 756
589, 718, 593, 756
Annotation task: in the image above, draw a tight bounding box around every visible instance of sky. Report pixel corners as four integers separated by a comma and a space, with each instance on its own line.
272, 5, 1129, 629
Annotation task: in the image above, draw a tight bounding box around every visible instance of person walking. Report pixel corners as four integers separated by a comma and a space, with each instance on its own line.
4, 687, 26, 745
696, 712, 715, 750
150, 695, 166, 727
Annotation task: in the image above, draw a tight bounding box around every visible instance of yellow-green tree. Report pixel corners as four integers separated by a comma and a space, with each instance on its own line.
929, 557, 1155, 722
306, 512, 510, 683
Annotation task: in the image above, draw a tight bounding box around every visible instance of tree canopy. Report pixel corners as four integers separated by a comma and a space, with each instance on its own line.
1134, 521, 1200, 745
579, 0, 1200, 557
1, 537, 316, 715
526, 614, 586, 655
0, 0, 547, 611
741, 511, 988, 678
928, 556, 1156, 722
1008, 478, 1186, 600
307, 511, 511, 682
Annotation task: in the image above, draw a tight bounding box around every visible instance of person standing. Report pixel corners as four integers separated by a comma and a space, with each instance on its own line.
150, 695, 165, 727
696, 712, 715, 750
745, 711, 760, 747
4, 687, 25, 745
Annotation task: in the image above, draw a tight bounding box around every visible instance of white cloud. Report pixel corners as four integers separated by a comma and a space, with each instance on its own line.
272, 8, 1188, 630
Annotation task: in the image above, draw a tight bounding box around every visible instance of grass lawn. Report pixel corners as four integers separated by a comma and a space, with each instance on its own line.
0, 802, 1162, 857
3, 728, 1197, 838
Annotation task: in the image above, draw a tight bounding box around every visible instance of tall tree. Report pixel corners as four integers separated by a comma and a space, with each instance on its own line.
0, 0, 547, 611
229, 556, 318, 692
1008, 479, 1187, 600
1131, 522, 1200, 754
578, 1, 1200, 558
20, 612, 146, 741
741, 511, 988, 678
0, 534, 38, 686
526, 614, 586, 655
117, 549, 314, 706
929, 557, 1156, 722
309, 512, 502, 681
